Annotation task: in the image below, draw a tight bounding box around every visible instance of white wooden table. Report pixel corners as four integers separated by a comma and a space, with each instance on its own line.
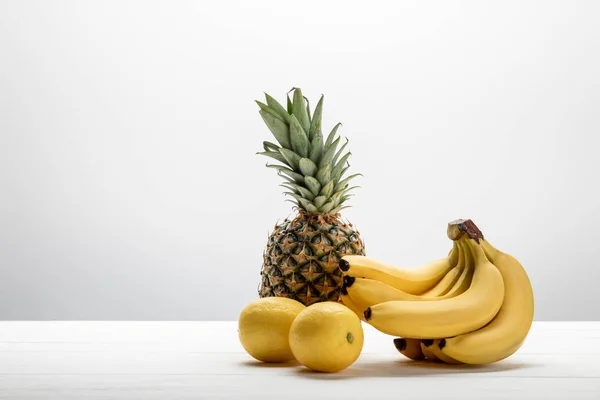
0, 322, 598, 399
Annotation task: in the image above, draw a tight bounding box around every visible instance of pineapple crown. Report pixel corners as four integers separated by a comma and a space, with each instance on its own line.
256, 88, 361, 216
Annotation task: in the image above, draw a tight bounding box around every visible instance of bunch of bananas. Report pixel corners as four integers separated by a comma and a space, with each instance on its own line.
339, 219, 534, 365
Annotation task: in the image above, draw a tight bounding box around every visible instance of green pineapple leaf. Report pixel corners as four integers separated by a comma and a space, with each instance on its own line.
309, 95, 324, 140
304, 176, 322, 196
330, 185, 357, 206
299, 158, 318, 177
304, 96, 312, 127
313, 195, 327, 208
286, 192, 313, 210
266, 164, 304, 183
319, 137, 340, 168
325, 122, 342, 148
309, 132, 324, 165
334, 187, 358, 207
342, 186, 359, 197
281, 182, 315, 201
289, 115, 309, 158
280, 182, 299, 194
331, 152, 351, 183
306, 203, 319, 213
338, 195, 354, 205
316, 164, 331, 186
287, 94, 293, 114
257, 151, 289, 166
332, 138, 349, 166
320, 180, 334, 198
338, 165, 350, 183
265, 93, 291, 123
329, 188, 346, 205
278, 148, 302, 170
334, 174, 362, 192
329, 205, 350, 215
292, 88, 310, 135
256, 101, 285, 121
319, 200, 336, 214
277, 171, 298, 184
263, 141, 280, 152
258, 89, 360, 216
284, 199, 300, 208
259, 110, 291, 149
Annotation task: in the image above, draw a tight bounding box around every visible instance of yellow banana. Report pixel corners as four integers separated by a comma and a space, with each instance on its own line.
340, 286, 366, 321
421, 266, 461, 297
420, 341, 438, 361
441, 240, 474, 298
344, 246, 470, 309
345, 277, 425, 308
363, 237, 504, 338
414, 244, 474, 364
439, 237, 534, 364
421, 242, 465, 297
424, 339, 462, 364
339, 241, 458, 294
393, 338, 425, 361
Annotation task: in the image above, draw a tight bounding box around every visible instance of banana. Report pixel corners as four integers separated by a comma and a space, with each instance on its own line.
420, 340, 439, 361
344, 245, 470, 308
339, 241, 459, 295
441, 240, 474, 298
345, 276, 425, 308
421, 265, 462, 297
339, 284, 366, 321
425, 339, 463, 364
439, 236, 534, 364
393, 338, 425, 361
411, 245, 475, 363
421, 242, 465, 297
363, 237, 505, 338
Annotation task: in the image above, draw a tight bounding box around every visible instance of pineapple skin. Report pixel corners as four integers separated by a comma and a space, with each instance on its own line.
259, 210, 366, 306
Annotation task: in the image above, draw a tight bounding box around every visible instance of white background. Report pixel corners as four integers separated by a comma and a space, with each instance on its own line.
1, 0, 598, 320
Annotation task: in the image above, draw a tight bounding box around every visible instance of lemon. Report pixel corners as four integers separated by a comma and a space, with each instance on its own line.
289, 301, 364, 373
238, 297, 305, 363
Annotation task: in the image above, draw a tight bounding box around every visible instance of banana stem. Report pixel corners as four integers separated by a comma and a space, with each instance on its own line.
447, 219, 484, 242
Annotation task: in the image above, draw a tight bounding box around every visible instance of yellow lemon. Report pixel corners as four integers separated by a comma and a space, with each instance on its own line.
238, 297, 305, 363
289, 301, 364, 372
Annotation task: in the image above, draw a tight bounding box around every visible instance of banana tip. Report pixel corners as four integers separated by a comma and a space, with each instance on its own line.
343, 275, 355, 288
339, 259, 350, 271
393, 338, 407, 351
364, 307, 372, 321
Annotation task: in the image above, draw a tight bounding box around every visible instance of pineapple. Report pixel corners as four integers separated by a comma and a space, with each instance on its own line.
256, 88, 366, 306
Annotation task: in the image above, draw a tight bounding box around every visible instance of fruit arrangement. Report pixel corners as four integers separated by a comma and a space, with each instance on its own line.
341, 218, 535, 365
238, 88, 534, 373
